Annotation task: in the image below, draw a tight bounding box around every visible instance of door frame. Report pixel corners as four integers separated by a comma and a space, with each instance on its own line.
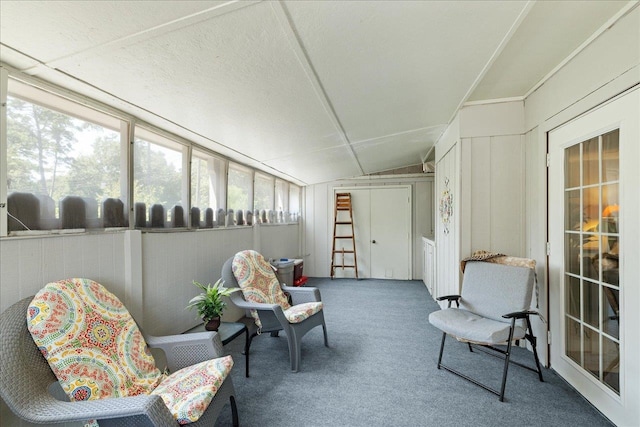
547, 87, 639, 427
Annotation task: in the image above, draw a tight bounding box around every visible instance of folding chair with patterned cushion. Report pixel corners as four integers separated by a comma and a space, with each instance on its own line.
221, 250, 329, 372
428, 260, 544, 401
0, 278, 238, 426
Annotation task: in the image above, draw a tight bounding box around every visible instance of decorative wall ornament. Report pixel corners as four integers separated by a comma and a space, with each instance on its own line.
439, 177, 453, 235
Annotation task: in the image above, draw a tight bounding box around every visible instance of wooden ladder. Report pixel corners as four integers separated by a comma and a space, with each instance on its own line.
330, 193, 358, 279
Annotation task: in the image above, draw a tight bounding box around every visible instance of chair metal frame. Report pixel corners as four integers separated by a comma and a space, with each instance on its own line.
429, 261, 544, 402
435, 294, 543, 401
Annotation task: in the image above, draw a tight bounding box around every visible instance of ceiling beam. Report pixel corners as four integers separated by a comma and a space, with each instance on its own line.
446, 0, 536, 127
269, 0, 365, 176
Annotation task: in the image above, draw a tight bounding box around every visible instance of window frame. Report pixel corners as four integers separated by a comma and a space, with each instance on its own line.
253, 171, 275, 213
133, 126, 189, 228
190, 147, 227, 226
0, 70, 302, 237
227, 162, 254, 216
4, 77, 129, 235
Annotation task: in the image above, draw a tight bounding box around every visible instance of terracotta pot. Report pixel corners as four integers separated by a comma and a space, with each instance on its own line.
204, 317, 221, 331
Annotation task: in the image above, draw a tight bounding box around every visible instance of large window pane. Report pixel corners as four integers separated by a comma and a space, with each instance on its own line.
227, 163, 252, 212
4, 82, 301, 234
289, 184, 300, 218
191, 150, 225, 226
276, 179, 289, 216
134, 129, 184, 227
6, 84, 124, 231
254, 173, 274, 212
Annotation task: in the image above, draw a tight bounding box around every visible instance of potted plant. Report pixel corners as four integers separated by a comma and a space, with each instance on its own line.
187, 279, 239, 331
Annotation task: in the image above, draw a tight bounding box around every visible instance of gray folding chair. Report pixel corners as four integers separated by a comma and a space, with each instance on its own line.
428, 261, 544, 401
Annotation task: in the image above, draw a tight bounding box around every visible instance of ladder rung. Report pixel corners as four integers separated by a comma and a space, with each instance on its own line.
333, 265, 356, 268
335, 236, 353, 239
332, 250, 355, 254
335, 221, 352, 224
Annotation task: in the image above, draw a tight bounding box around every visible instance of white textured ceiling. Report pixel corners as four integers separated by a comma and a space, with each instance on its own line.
0, 1, 630, 185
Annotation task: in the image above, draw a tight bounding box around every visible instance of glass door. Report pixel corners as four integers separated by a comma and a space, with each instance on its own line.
564, 130, 620, 394
548, 89, 638, 426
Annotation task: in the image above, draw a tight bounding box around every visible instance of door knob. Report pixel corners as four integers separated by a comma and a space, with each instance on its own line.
372, 240, 376, 244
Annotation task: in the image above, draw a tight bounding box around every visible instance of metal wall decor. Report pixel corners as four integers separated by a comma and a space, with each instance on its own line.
439, 177, 453, 235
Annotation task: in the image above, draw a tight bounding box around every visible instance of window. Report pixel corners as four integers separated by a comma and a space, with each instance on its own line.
563, 129, 620, 394
275, 179, 289, 222
289, 184, 300, 220
134, 128, 185, 228
254, 173, 274, 213
227, 162, 253, 213
191, 149, 225, 226
6, 80, 125, 232
2, 76, 302, 235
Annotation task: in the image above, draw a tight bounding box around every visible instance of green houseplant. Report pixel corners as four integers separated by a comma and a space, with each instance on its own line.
187, 279, 239, 331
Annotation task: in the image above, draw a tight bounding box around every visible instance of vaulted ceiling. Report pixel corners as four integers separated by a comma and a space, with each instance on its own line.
0, 1, 630, 185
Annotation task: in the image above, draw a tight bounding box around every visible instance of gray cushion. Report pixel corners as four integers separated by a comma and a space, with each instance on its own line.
459, 262, 534, 324
429, 308, 526, 344
428, 261, 534, 344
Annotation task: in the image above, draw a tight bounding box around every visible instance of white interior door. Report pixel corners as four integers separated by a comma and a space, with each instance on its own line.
332, 186, 411, 280
548, 88, 639, 427
370, 187, 411, 279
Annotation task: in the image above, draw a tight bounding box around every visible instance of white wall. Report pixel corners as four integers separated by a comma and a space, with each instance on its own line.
0, 224, 300, 334
0, 223, 299, 426
434, 143, 460, 302
0, 232, 129, 313
258, 223, 301, 261
461, 134, 525, 256
303, 175, 434, 280
434, 101, 526, 305
522, 5, 640, 369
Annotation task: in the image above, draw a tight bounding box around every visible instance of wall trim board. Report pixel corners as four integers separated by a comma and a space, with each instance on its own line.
124, 230, 143, 327
524, 7, 639, 131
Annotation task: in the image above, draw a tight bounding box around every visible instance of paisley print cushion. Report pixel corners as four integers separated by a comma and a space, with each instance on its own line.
152, 356, 233, 425
232, 250, 291, 328
283, 302, 323, 324
27, 278, 162, 401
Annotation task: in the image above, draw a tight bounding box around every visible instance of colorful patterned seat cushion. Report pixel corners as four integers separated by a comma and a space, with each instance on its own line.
152, 355, 233, 425
27, 278, 162, 401
283, 302, 323, 324
232, 250, 291, 327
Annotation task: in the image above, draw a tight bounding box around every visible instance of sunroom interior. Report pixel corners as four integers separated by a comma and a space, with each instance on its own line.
0, 1, 638, 426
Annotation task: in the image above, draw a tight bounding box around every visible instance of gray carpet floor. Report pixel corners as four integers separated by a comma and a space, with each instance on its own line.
214, 278, 613, 427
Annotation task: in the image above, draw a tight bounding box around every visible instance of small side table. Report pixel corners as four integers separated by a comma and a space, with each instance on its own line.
186, 322, 250, 377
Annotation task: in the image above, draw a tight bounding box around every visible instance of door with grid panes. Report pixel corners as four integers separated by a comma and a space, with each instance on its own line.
548, 89, 639, 427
